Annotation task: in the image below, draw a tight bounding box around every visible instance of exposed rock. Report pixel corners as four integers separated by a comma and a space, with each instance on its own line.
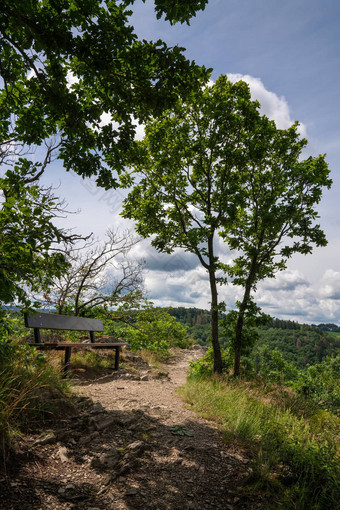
89, 402, 105, 414
78, 431, 100, 445
58, 446, 69, 463
123, 440, 145, 457
33, 432, 57, 446
153, 370, 169, 380
190, 344, 208, 352
91, 448, 120, 469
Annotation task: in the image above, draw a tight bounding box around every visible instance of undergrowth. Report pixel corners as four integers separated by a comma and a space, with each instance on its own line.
0, 338, 69, 460
180, 375, 339, 509
70, 349, 116, 371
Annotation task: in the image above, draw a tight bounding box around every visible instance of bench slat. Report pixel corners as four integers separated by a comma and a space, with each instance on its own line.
28, 343, 126, 348
25, 312, 103, 332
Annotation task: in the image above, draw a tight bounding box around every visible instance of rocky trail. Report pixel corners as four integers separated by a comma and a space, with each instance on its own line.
0, 348, 263, 510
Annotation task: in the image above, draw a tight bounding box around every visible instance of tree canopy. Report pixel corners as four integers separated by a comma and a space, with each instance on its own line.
0, 144, 77, 307
0, 0, 209, 308
122, 75, 331, 374
222, 115, 331, 375
0, 0, 209, 188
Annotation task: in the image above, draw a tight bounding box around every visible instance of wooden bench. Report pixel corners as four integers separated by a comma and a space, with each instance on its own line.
24, 312, 127, 376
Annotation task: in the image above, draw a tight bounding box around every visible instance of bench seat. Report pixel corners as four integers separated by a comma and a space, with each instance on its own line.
25, 312, 127, 376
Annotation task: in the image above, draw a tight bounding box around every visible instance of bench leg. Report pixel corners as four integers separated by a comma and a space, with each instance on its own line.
63, 347, 72, 377
114, 346, 120, 371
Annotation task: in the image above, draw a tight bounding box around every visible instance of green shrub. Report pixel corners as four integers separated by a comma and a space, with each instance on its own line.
253, 345, 299, 384
71, 349, 115, 371
107, 308, 190, 354
293, 355, 340, 415
189, 346, 233, 377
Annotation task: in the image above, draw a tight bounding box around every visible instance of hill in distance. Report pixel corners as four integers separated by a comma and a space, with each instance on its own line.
166, 307, 340, 368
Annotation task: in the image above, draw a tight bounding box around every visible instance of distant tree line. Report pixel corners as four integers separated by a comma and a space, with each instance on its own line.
166, 307, 340, 367
313, 323, 340, 332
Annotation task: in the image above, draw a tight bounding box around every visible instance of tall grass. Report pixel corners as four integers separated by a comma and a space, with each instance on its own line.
0, 338, 69, 459
180, 377, 339, 509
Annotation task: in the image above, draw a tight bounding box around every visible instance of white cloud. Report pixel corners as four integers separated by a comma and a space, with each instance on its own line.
260, 270, 309, 292
319, 269, 340, 300
227, 73, 307, 137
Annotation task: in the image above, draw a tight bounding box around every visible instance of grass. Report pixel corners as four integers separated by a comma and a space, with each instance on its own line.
0, 340, 70, 460
70, 349, 117, 372
180, 376, 339, 509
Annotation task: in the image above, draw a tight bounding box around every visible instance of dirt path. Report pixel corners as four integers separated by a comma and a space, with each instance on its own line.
0, 349, 261, 510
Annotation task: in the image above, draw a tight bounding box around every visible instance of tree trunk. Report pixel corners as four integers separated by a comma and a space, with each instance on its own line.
209, 267, 223, 373
233, 263, 256, 377
233, 303, 245, 377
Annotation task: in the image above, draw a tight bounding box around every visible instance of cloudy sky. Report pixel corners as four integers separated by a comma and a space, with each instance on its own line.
45, 0, 340, 325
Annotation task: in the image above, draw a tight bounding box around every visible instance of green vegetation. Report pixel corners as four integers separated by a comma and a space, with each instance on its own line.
255, 324, 340, 368
168, 307, 340, 369
105, 307, 192, 356
1, 0, 209, 315
168, 306, 226, 345
0, 334, 69, 459
122, 75, 331, 375
0, 163, 73, 307
70, 349, 116, 372
182, 374, 339, 509
0, 6, 336, 501
1, 0, 209, 189
186, 325, 339, 508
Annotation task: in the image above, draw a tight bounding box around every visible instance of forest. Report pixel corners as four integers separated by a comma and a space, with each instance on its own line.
168, 307, 340, 367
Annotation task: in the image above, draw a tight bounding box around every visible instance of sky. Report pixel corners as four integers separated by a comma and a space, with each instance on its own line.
44, 0, 340, 325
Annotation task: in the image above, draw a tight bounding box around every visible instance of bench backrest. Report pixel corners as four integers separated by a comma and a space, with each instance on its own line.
25, 312, 103, 332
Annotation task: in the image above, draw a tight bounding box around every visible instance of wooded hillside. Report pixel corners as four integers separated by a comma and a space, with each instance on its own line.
168, 307, 340, 367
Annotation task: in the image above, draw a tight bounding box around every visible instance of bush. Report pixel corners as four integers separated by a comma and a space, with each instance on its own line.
293, 355, 340, 415
253, 345, 299, 384
189, 346, 233, 377
107, 308, 191, 354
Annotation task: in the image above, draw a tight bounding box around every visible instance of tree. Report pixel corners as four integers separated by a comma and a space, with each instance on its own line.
122, 76, 263, 372
0, 141, 83, 308
222, 119, 331, 376
1, 0, 209, 308
122, 75, 331, 374
45, 229, 144, 316
0, 0, 209, 189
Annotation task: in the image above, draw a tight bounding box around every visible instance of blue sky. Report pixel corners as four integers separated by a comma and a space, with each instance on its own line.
46, 0, 340, 324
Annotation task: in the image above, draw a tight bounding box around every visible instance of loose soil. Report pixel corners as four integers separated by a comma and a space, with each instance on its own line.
0, 348, 265, 510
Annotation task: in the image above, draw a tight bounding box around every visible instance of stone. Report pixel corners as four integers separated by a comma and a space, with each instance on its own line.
153, 371, 169, 379
126, 488, 138, 496
89, 402, 105, 414
34, 432, 57, 446
123, 440, 145, 459
91, 449, 120, 469
96, 415, 117, 431
58, 446, 69, 463
78, 431, 100, 445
